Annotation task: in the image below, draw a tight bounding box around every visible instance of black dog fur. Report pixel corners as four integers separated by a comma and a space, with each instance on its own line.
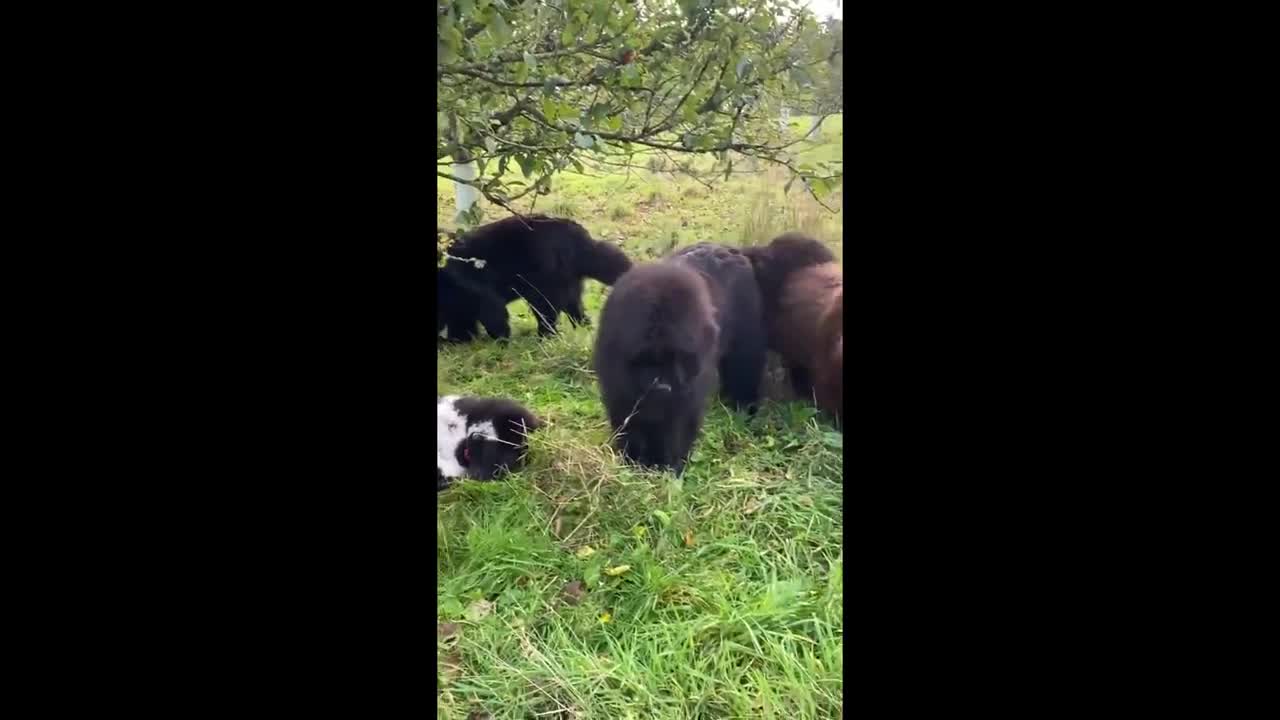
593, 242, 766, 474
436, 395, 541, 492
438, 215, 631, 341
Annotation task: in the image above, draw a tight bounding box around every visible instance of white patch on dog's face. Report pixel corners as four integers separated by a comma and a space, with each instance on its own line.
469, 419, 498, 442
437, 396, 468, 478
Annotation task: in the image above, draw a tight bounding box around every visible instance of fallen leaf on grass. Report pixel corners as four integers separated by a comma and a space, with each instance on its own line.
683, 529, 695, 547
743, 496, 763, 514
562, 580, 586, 606
466, 599, 493, 621
599, 612, 612, 623
574, 545, 595, 559
604, 565, 631, 577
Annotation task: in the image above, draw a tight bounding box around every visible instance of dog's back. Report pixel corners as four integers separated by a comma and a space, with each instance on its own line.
742, 233, 836, 310
771, 262, 843, 365
669, 243, 761, 358
447, 215, 628, 284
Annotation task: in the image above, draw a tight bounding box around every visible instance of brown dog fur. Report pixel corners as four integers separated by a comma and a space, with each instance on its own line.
745, 234, 843, 428
812, 288, 843, 425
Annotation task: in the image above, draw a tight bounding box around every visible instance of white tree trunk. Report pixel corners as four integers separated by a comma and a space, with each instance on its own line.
453, 161, 479, 215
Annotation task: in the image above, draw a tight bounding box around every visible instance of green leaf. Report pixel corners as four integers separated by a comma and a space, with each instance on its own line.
483, 136, 498, 154
617, 8, 637, 30
440, 597, 464, 617
456, 0, 475, 19
522, 50, 537, 69
437, 40, 457, 64
584, 559, 603, 585
557, 102, 580, 123
571, 158, 585, 174
652, 509, 671, 526
561, 22, 578, 47
605, 114, 623, 132
489, 12, 512, 43
542, 98, 559, 122
516, 154, 534, 178
514, 60, 529, 83
809, 177, 834, 199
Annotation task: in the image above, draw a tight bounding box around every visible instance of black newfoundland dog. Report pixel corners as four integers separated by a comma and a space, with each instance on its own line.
438, 214, 632, 341
593, 242, 766, 474
436, 395, 541, 492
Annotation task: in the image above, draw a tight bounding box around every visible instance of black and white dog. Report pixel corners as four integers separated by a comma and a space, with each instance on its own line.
436, 395, 541, 492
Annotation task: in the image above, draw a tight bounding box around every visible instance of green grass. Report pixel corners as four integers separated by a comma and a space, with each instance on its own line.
438, 115, 843, 720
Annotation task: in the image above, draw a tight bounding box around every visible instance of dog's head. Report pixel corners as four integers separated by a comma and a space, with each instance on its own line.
438, 396, 542, 490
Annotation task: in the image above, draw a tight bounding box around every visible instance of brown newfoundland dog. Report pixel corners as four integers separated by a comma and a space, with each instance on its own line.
744, 233, 843, 428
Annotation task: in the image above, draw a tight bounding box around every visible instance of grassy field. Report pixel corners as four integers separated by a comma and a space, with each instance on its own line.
438, 116, 843, 719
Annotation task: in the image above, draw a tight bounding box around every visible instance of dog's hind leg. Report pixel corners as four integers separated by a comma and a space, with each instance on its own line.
528, 294, 562, 336
787, 365, 814, 399
565, 280, 590, 327
446, 317, 479, 342
475, 295, 511, 340
719, 329, 767, 415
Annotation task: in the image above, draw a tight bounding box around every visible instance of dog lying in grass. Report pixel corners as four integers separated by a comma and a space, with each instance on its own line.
436, 395, 541, 492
